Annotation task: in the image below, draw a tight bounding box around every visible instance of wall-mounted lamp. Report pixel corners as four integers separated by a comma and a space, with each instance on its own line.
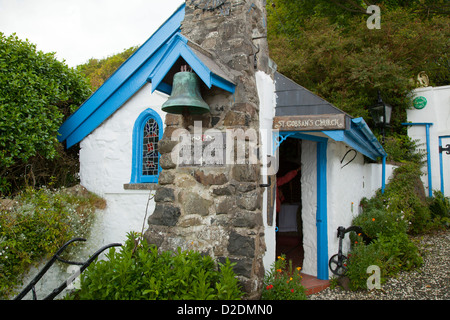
369, 90, 392, 144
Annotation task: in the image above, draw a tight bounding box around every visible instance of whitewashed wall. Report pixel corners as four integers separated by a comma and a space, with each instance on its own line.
301, 141, 396, 277
325, 141, 395, 274
256, 71, 396, 278
256, 71, 277, 272
79, 82, 167, 247
406, 85, 450, 196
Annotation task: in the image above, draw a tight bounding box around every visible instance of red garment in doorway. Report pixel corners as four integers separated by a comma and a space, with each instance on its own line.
276, 169, 300, 213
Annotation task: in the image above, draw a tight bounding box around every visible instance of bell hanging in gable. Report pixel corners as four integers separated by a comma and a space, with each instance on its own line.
161, 70, 210, 115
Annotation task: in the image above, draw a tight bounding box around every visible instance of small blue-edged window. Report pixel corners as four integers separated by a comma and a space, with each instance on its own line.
130, 109, 163, 183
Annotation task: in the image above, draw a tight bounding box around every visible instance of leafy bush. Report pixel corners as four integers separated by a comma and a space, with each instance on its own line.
345, 242, 385, 291
360, 162, 432, 235
346, 163, 427, 290
382, 134, 424, 164
0, 186, 101, 299
352, 207, 408, 240
0, 33, 91, 196
428, 191, 450, 228
261, 255, 307, 300
72, 233, 243, 300
385, 162, 432, 234
373, 233, 422, 276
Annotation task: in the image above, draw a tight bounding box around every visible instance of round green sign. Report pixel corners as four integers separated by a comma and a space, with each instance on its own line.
413, 96, 427, 109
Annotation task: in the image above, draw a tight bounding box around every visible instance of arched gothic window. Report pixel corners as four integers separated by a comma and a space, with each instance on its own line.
130, 108, 163, 183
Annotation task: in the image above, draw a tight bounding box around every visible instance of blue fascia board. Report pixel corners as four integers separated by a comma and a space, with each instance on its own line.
351, 117, 387, 158
58, 3, 186, 144
325, 129, 378, 160
211, 73, 236, 94
323, 117, 386, 160
155, 81, 172, 95
149, 35, 212, 91
148, 33, 235, 94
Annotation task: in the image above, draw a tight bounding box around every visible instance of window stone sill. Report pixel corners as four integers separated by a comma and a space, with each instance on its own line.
123, 183, 159, 190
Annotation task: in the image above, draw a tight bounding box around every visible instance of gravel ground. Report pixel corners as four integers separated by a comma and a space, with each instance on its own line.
309, 230, 450, 300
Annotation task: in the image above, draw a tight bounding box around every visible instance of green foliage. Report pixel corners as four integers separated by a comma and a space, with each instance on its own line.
429, 190, 450, 218
352, 207, 408, 240
383, 162, 432, 234
346, 232, 423, 291
267, 2, 450, 134
345, 158, 450, 290
261, 255, 307, 300
428, 191, 450, 228
76, 46, 138, 91
360, 161, 432, 234
345, 242, 385, 291
0, 186, 101, 299
382, 134, 425, 164
72, 233, 243, 300
0, 33, 92, 195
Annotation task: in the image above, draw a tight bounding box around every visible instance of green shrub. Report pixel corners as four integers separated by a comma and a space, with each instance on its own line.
382, 162, 431, 234
360, 161, 432, 235
373, 233, 422, 276
429, 191, 450, 218
73, 233, 243, 300
0, 186, 100, 299
0, 33, 91, 196
261, 255, 307, 300
428, 191, 450, 228
345, 242, 385, 291
382, 134, 424, 164
352, 207, 408, 240
346, 232, 422, 291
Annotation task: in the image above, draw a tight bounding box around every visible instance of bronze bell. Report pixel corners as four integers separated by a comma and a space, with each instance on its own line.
161, 71, 210, 115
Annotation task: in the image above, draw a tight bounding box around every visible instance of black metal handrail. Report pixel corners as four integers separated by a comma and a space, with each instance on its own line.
14, 237, 121, 300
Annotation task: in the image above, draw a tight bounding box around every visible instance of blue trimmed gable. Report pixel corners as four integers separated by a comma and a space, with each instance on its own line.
58, 3, 236, 149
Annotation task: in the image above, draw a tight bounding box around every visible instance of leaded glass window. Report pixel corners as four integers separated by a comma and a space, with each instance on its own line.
142, 118, 159, 176
130, 108, 162, 184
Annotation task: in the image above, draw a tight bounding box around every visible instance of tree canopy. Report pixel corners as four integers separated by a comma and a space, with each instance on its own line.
0, 33, 92, 195
76, 46, 138, 91
266, 0, 449, 132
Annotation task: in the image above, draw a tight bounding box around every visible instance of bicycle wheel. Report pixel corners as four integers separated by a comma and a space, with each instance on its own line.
329, 254, 348, 276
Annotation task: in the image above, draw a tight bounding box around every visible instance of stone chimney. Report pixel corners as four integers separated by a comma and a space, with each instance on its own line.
145, 0, 272, 298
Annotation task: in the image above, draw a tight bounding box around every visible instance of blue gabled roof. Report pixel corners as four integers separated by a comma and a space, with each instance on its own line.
58, 3, 235, 148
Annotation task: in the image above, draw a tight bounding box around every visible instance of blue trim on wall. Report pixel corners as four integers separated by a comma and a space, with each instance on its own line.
382, 155, 387, 194
402, 122, 433, 197
130, 108, 163, 184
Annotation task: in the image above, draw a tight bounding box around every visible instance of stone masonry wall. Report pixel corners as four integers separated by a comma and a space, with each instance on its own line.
144, 0, 272, 298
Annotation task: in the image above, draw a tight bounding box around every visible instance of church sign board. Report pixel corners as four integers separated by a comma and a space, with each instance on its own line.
273, 114, 347, 131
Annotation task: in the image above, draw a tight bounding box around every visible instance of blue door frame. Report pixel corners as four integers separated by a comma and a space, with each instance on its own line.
275, 132, 329, 280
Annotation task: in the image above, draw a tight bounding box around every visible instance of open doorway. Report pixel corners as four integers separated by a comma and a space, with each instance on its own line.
275, 138, 303, 268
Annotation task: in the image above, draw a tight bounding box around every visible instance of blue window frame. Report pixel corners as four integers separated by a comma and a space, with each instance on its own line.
130, 109, 163, 183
